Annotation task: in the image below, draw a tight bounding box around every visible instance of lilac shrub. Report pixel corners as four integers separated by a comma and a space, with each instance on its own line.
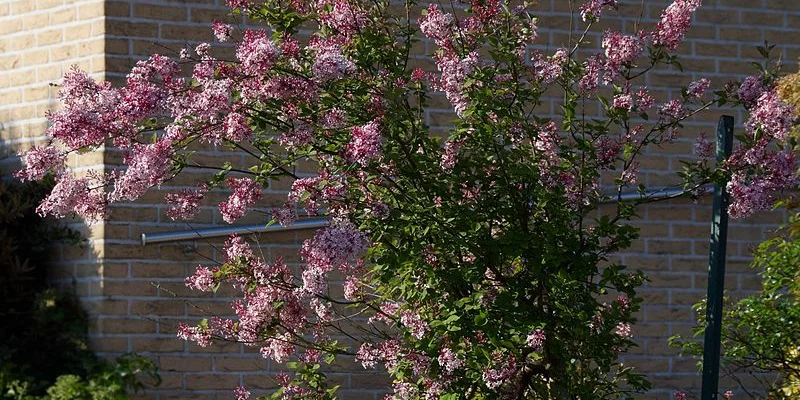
16, 0, 798, 398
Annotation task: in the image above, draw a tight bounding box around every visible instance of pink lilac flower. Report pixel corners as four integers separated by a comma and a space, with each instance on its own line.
391, 382, 419, 400
602, 30, 643, 75
745, 90, 795, 141
37, 173, 107, 221
652, 0, 702, 51
526, 329, 546, 352
435, 51, 479, 116
483, 354, 518, 389
620, 163, 639, 185
659, 99, 685, 119
321, 108, 347, 129
687, 78, 710, 98
616, 294, 631, 311
237, 30, 280, 75
343, 275, 363, 300
613, 93, 634, 111
288, 176, 323, 215
694, 134, 714, 159
300, 222, 369, 273
212, 20, 233, 42
674, 390, 687, 400
224, 112, 253, 141
636, 87, 655, 110
195, 43, 211, 58
579, 0, 617, 22
737, 75, 766, 106
727, 149, 797, 218
312, 43, 356, 83
224, 234, 254, 261
186, 266, 215, 292
400, 310, 429, 339
440, 138, 465, 172
271, 204, 297, 226
279, 124, 314, 150
260, 333, 295, 363
15, 145, 66, 181
177, 322, 212, 347
579, 54, 605, 93
437, 347, 463, 373
531, 48, 568, 84
111, 140, 174, 201
723, 390, 734, 399
356, 342, 380, 368
534, 121, 560, 183
726, 175, 771, 219
234, 386, 251, 400
165, 185, 207, 220
345, 120, 382, 165
226, 0, 250, 9
319, 0, 369, 40
46, 67, 123, 151
219, 177, 263, 223
614, 322, 633, 338
420, 4, 454, 47
595, 136, 621, 168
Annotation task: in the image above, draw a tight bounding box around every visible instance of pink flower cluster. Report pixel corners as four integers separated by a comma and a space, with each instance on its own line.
165, 185, 207, 220
526, 328, 545, 352
312, 43, 356, 83
300, 222, 369, 275
15, 146, 66, 182
345, 120, 382, 165
440, 138, 465, 172
111, 140, 174, 202
531, 48, 568, 84
236, 30, 280, 75
177, 322, 212, 347
687, 78, 710, 98
437, 347, 463, 373
219, 177, 263, 223
579, 0, 617, 22
652, 0, 702, 51
223, 112, 253, 141
36, 173, 107, 221
318, 0, 369, 40
419, 4, 454, 47
482, 354, 518, 390
435, 52, 479, 116
212, 20, 233, 42
602, 30, 644, 72
186, 266, 216, 292
745, 90, 795, 141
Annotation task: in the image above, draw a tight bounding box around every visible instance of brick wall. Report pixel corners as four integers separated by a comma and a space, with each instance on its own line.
2, 0, 800, 399
0, 0, 109, 341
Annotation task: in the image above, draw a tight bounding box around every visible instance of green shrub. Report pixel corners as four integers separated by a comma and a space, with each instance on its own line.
0, 177, 159, 399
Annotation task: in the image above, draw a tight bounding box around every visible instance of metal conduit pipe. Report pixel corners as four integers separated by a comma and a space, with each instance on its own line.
141, 185, 712, 245
141, 218, 329, 245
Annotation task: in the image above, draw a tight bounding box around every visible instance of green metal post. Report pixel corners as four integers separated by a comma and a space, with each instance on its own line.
701, 115, 734, 400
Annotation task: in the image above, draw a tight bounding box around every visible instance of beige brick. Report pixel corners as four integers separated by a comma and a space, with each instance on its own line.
36, 28, 63, 46
131, 337, 185, 353
214, 356, 265, 372
160, 356, 211, 373
99, 317, 158, 334
185, 374, 239, 390
78, 2, 104, 19
10, 0, 34, 14
133, 4, 187, 21
159, 24, 211, 41
107, 21, 158, 38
